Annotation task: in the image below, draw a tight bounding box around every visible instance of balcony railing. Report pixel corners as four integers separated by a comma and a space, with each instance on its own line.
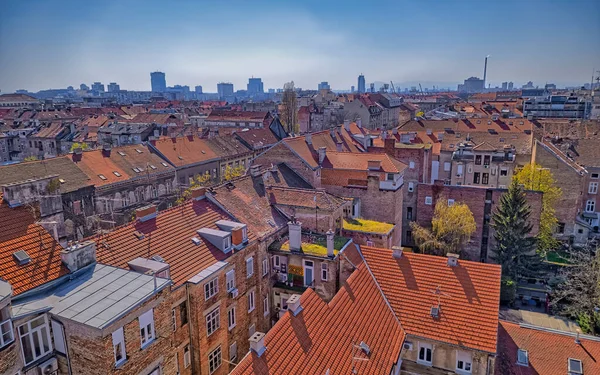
0, 319, 14, 348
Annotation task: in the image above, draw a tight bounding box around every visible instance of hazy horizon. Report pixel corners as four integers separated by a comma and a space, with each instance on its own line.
1, 0, 599, 93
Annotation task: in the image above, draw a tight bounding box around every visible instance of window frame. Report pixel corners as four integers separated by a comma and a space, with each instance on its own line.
263, 296, 270, 316
18, 315, 53, 366
139, 309, 155, 349
517, 349, 528, 366
417, 342, 433, 366
0, 316, 14, 349
204, 277, 219, 300
171, 308, 177, 332
425, 196, 432, 205
208, 346, 222, 374
228, 306, 236, 330
229, 341, 238, 363
184, 344, 191, 368
262, 258, 268, 277
321, 262, 328, 281
206, 307, 220, 337
589, 182, 598, 194
226, 269, 236, 292
586, 199, 596, 213
112, 327, 127, 367
456, 350, 472, 373
248, 290, 255, 312
409, 161, 415, 169
246, 257, 254, 278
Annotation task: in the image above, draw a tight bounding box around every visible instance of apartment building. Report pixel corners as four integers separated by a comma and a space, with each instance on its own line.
205, 136, 253, 178
203, 110, 272, 129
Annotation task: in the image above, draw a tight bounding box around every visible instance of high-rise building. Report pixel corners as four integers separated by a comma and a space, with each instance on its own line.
351, 85, 355, 93
107, 82, 120, 92
80, 83, 89, 91
217, 82, 234, 99
318, 81, 330, 90
247, 78, 264, 95
508, 82, 514, 90
151, 71, 167, 92
268, 88, 275, 94
458, 77, 484, 93
358, 74, 366, 93
502, 82, 508, 90
91, 82, 105, 92
195, 85, 203, 94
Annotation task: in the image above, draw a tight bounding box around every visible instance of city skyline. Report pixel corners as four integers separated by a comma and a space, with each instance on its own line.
1, 0, 599, 93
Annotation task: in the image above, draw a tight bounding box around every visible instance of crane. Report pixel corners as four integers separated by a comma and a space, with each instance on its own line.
390, 81, 396, 94
419, 83, 425, 96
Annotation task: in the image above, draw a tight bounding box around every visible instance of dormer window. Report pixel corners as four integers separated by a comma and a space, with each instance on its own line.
224, 236, 231, 251
242, 227, 248, 242
517, 349, 528, 366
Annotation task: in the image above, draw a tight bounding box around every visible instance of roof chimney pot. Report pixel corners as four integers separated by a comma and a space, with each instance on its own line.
287, 294, 303, 316
392, 246, 403, 259
447, 253, 459, 266
249, 332, 267, 357
326, 229, 335, 257
318, 147, 327, 165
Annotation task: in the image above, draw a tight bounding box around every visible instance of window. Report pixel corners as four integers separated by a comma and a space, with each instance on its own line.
444, 162, 451, 172
223, 236, 231, 250
206, 307, 220, 336
246, 257, 254, 278
517, 349, 528, 366
112, 327, 126, 366
205, 277, 219, 300
184, 345, 191, 368
226, 270, 236, 291
408, 182, 414, 192
273, 255, 280, 268
228, 306, 236, 330
229, 342, 238, 363
425, 196, 432, 205
483, 155, 490, 166
321, 262, 329, 281
406, 207, 413, 220
409, 161, 415, 169
482, 173, 489, 185
589, 182, 598, 194
208, 346, 222, 374
406, 230, 412, 243
456, 351, 472, 373
139, 309, 155, 348
248, 324, 256, 336
113, 171, 121, 177
248, 291, 255, 312
387, 173, 394, 181
457, 164, 464, 176
180, 301, 188, 326
262, 258, 268, 277
586, 200, 596, 212
568, 358, 583, 374
592, 173, 599, 179
500, 168, 508, 176
473, 172, 480, 184
447, 199, 455, 206
475, 155, 482, 165
171, 308, 177, 332
0, 313, 14, 348
18, 315, 53, 365
557, 222, 565, 234
467, 164, 473, 174
263, 296, 270, 316
418, 343, 432, 365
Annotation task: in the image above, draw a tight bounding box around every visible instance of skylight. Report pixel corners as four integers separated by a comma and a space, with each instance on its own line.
58, 178, 66, 183
13, 250, 31, 265
135, 149, 143, 153
118, 151, 126, 156
517, 349, 528, 366
150, 165, 157, 169
113, 171, 121, 177
133, 167, 141, 173
98, 174, 107, 180
568, 358, 583, 374
161, 162, 168, 167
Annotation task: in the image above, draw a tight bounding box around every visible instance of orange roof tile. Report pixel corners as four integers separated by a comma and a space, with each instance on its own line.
360, 246, 501, 353
231, 263, 405, 375
323, 151, 407, 173
95, 199, 255, 286
151, 136, 219, 167
71, 150, 130, 186
0, 198, 68, 295
497, 321, 600, 375
266, 186, 346, 211
283, 128, 362, 168
400, 118, 533, 134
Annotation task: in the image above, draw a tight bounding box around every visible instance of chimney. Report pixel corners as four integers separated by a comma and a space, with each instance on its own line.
437, 132, 444, 141
367, 160, 381, 171
191, 187, 206, 200
250, 164, 262, 177
288, 220, 302, 251
447, 253, 459, 267
73, 147, 83, 155
61, 240, 97, 273
326, 229, 334, 257
392, 128, 398, 135
426, 129, 432, 135
231, 226, 245, 247
318, 147, 327, 165
357, 118, 362, 128
336, 142, 343, 152
575, 329, 581, 345
343, 120, 350, 131
249, 332, 267, 357
136, 205, 157, 222
381, 130, 387, 140
384, 138, 395, 155
305, 133, 312, 145
392, 246, 403, 259
287, 294, 303, 316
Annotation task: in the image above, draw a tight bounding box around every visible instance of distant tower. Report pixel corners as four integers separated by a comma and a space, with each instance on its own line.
483, 55, 490, 89
351, 85, 355, 93
151, 72, 166, 92
358, 74, 366, 93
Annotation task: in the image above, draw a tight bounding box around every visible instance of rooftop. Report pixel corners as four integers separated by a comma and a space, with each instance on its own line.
12, 263, 170, 329
361, 245, 501, 353
323, 151, 407, 173
283, 128, 363, 168
150, 136, 218, 167
277, 234, 351, 258
231, 263, 404, 375
343, 218, 395, 234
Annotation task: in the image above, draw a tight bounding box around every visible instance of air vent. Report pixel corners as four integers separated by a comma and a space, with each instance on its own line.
13, 250, 31, 265
134, 231, 145, 240
191, 237, 202, 246
151, 255, 165, 262
430, 306, 440, 318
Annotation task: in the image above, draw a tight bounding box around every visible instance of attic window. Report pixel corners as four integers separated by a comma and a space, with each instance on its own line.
118, 151, 126, 156
133, 167, 141, 173
517, 349, 528, 366
98, 174, 107, 180
58, 178, 66, 184
135, 149, 143, 153
113, 171, 121, 177
13, 250, 31, 265
150, 165, 156, 170
201, 150, 206, 154
568, 359, 583, 374
499, 138, 505, 143
191, 237, 202, 246
178, 156, 183, 160
161, 162, 168, 167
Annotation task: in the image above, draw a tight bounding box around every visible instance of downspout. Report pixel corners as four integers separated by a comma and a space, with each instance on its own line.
185, 283, 199, 374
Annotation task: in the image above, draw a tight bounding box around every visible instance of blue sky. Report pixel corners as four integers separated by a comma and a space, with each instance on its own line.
1, 0, 599, 92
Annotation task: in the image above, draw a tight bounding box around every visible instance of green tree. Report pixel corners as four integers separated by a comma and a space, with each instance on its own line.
550, 245, 600, 334
513, 163, 561, 253
222, 165, 245, 182
491, 180, 541, 280
410, 200, 476, 258
176, 172, 212, 205
70, 142, 89, 152
23, 156, 38, 162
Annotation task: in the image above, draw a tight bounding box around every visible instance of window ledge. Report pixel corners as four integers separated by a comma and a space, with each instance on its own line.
140, 338, 155, 350
228, 324, 236, 331
248, 307, 255, 313
416, 360, 433, 367
115, 358, 128, 369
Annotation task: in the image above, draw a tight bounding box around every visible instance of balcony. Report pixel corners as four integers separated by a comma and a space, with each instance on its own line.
272, 272, 314, 293
0, 318, 14, 348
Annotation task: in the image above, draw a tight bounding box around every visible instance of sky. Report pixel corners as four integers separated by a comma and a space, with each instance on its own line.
1, 0, 599, 93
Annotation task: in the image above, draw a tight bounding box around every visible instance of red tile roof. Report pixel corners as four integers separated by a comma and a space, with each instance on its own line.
497, 321, 600, 375
360, 246, 501, 353
95, 199, 255, 286
234, 128, 279, 149
266, 186, 346, 211
323, 151, 407, 173
150, 136, 219, 167
400, 118, 533, 134
71, 150, 130, 186
0, 198, 67, 295
283, 128, 363, 168
206, 110, 269, 123
231, 263, 404, 375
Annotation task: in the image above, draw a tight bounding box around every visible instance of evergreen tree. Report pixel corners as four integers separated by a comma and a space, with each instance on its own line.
491, 180, 540, 280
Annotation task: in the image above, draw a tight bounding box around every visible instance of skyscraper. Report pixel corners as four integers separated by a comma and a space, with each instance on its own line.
318, 81, 330, 90
91, 82, 105, 92
217, 82, 234, 99
358, 74, 365, 93
195, 85, 203, 94
502, 82, 508, 90
107, 82, 120, 92
247, 78, 264, 95
508, 82, 514, 90
150, 72, 166, 92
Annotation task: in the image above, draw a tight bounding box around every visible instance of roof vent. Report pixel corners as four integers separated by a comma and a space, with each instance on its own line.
13, 250, 31, 265
359, 341, 371, 356
151, 255, 165, 263
134, 231, 145, 240
392, 246, 403, 259
447, 253, 459, 266
430, 306, 440, 318
249, 332, 267, 357
191, 237, 202, 246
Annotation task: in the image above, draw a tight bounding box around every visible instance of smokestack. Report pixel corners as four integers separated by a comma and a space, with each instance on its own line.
483, 55, 490, 89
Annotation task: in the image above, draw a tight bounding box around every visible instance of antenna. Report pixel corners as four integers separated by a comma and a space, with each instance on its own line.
431, 285, 451, 309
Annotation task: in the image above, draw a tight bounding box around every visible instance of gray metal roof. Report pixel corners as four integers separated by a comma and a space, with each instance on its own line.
188, 261, 228, 284
0, 280, 12, 302
12, 264, 171, 329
